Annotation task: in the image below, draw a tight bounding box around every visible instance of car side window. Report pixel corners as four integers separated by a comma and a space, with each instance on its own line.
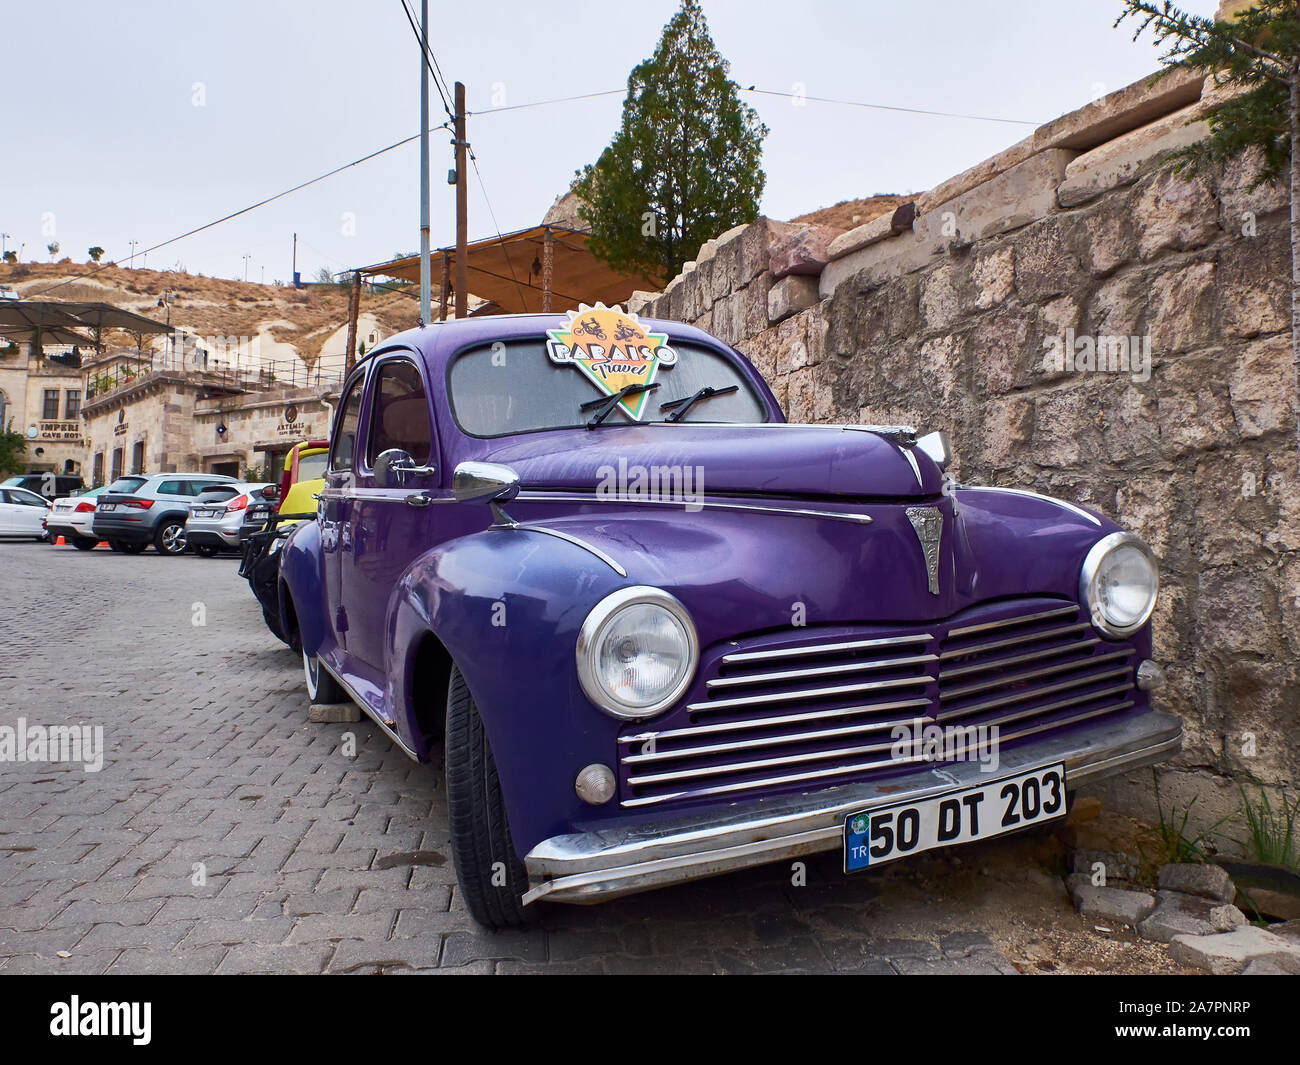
365, 359, 432, 467
156, 480, 186, 496
330, 374, 366, 472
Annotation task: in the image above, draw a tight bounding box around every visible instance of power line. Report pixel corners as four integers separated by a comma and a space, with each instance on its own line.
397, 0, 453, 121
740, 87, 1041, 126
467, 88, 625, 116
26, 119, 451, 299
467, 148, 527, 309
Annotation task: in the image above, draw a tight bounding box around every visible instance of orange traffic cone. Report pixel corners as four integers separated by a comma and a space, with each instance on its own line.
55, 536, 66, 546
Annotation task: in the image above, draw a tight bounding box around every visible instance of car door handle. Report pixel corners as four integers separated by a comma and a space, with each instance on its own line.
404, 493, 432, 508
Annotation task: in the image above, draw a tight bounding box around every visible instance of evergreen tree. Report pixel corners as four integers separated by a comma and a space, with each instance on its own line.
573, 0, 767, 281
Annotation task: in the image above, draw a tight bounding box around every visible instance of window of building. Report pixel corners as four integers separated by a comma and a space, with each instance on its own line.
43, 389, 60, 421
110, 448, 124, 482
92, 452, 105, 487
64, 390, 80, 419
130, 440, 145, 474
365, 359, 432, 467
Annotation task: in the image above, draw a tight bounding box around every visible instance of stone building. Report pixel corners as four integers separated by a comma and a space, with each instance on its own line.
80, 365, 332, 485
0, 349, 88, 476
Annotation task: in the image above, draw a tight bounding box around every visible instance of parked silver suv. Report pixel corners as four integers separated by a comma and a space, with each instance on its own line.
92, 473, 240, 555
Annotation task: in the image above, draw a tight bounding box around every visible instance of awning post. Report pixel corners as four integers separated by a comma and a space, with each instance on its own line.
542, 226, 554, 313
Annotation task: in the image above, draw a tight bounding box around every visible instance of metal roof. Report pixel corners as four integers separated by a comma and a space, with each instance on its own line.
356, 225, 662, 315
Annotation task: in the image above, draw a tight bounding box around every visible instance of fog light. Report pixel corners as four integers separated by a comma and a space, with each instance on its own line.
1136, 660, 1165, 691
575, 763, 616, 805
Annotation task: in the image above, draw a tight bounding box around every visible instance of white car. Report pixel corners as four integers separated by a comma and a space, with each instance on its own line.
46, 486, 109, 549
0, 485, 52, 540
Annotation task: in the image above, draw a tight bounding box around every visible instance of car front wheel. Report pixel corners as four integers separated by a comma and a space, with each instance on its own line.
445, 663, 534, 929
155, 520, 188, 555
71, 537, 97, 551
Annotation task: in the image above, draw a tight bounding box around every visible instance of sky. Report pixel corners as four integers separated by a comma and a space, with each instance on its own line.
1, 0, 1221, 286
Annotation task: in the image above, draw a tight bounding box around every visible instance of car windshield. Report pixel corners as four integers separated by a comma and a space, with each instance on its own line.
297, 452, 328, 481
106, 476, 147, 493
448, 338, 769, 438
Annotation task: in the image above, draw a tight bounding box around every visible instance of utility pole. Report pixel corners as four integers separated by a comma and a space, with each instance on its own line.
292, 232, 298, 288
0, 233, 8, 258
242, 254, 251, 282
418, 0, 431, 324
455, 81, 468, 320
128, 240, 138, 267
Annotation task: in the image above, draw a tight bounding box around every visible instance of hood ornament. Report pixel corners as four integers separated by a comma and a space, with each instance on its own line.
906, 506, 943, 596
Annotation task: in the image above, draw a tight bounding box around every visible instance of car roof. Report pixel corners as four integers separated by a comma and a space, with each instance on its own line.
363, 313, 731, 379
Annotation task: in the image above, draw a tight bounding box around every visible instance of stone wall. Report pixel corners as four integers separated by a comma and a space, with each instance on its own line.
630, 67, 1299, 820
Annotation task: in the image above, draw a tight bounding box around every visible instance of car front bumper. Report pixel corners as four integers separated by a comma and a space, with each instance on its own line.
521, 709, 1182, 906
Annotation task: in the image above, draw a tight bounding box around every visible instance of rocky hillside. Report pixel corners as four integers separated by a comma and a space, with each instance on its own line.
0, 261, 421, 369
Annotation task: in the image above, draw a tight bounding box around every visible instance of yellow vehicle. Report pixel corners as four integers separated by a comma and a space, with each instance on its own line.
274, 438, 329, 524
240, 438, 328, 646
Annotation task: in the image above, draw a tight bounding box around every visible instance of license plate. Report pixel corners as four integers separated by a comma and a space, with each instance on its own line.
98, 503, 117, 512
844, 763, 1066, 872
195, 508, 217, 518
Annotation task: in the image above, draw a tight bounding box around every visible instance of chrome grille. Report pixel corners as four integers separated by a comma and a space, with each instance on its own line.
618, 599, 1138, 808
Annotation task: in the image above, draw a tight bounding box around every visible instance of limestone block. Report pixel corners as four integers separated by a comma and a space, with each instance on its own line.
1058, 103, 1209, 208
1034, 67, 1202, 152
767, 275, 819, 324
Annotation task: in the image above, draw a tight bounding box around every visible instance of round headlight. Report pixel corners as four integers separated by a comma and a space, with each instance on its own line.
577, 587, 698, 719
1080, 532, 1158, 638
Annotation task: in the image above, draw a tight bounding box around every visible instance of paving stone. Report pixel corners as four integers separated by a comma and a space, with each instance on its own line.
1071, 884, 1156, 927
1169, 926, 1300, 975
309, 703, 361, 723
0, 546, 1025, 977
1158, 863, 1236, 904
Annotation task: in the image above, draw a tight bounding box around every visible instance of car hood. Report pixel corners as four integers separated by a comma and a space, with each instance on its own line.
475, 423, 944, 500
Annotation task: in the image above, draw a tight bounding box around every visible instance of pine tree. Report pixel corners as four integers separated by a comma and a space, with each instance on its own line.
1117, 1, 1300, 444
573, 0, 767, 282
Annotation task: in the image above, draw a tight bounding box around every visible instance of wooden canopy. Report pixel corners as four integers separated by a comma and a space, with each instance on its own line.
355, 225, 662, 316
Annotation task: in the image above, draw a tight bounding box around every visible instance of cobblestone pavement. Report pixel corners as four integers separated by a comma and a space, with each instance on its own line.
0, 541, 1021, 974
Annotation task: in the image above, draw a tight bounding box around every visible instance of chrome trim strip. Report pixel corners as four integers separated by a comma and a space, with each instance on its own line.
939, 621, 1093, 661
707, 652, 938, 691
323, 488, 455, 504
939, 636, 1102, 680
522, 712, 1182, 902
900, 447, 924, 487
941, 650, 1133, 701
688, 673, 930, 713
946, 604, 1078, 638
939, 685, 1134, 728
318, 660, 420, 762
958, 486, 1103, 526
627, 747, 932, 795
941, 665, 1134, 719
509, 523, 628, 577
720, 633, 933, 666
621, 716, 934, 766
617, 698, 933, 745
515, 492, 873, 525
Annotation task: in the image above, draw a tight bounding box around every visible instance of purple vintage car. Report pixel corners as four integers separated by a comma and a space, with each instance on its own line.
278, 306, 1180, 928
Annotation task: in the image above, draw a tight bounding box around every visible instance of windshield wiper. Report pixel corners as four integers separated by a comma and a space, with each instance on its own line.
659, 384, 739, 422
581, 382, 660, 428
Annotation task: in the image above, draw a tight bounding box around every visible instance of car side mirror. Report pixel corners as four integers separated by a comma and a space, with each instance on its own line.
916, 430, 952, 471
452, 461, 520, 505
374, 448, 436, 489
263, 485, 280, 500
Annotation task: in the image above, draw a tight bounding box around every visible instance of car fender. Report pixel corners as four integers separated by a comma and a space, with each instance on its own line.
387, 526, 630, 857
279, 518, 329, 654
